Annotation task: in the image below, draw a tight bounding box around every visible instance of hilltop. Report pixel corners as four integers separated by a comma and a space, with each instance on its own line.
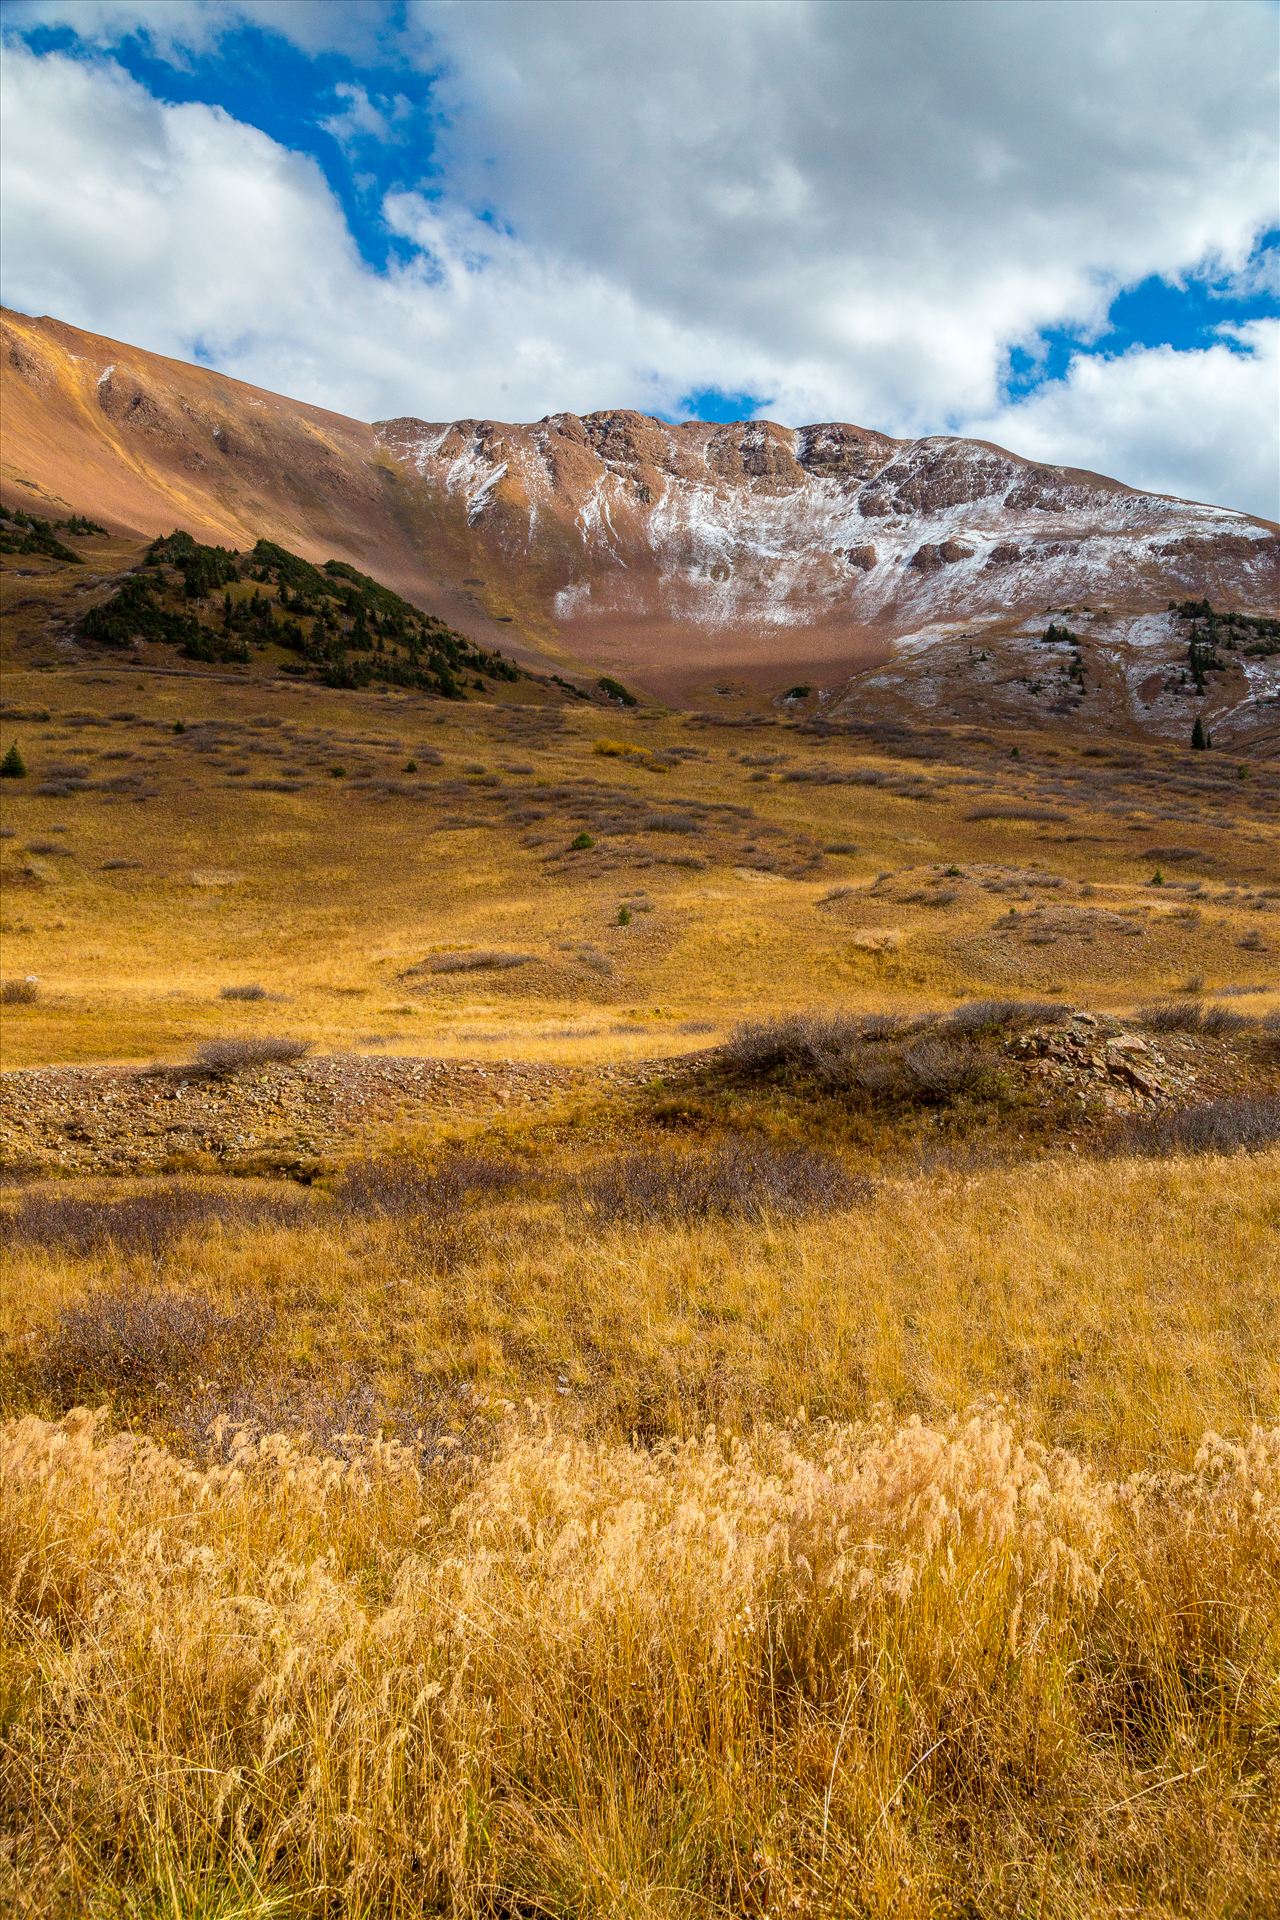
4, 307, 1276, 731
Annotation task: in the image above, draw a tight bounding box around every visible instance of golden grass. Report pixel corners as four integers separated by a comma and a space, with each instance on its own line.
1, 654, 1276, 1068
5, 1150, 1277, 1467
3, 630, 1279, 1914
3, 1395, 1278, 1918
3, 1144, 1279, 1912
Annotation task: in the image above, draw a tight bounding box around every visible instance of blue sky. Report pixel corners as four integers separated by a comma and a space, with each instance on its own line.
1, 0, 1277, 511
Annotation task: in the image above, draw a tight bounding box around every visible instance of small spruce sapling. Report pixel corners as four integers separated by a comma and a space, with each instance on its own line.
0, 742, 26, 778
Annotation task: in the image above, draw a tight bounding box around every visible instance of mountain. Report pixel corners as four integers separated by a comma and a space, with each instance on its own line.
3, 307, 1277, 730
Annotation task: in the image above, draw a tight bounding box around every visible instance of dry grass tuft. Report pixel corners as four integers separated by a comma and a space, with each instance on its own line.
191, 1035, 312, 1074
574, 1137, 865, 1227
2, 1403, 1277, 1916
1109, 1093, 1280, 1157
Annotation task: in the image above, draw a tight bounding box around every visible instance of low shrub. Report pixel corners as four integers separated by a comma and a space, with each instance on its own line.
6, 1182, 307, 1257
219, 983, 267, 1002
33, 1281, 272, 1406
417, 950, 535, 975
191, 1036, 312, 1074
1137, 1000, 1251, 1035
722, 1009, 1018, 1111
895, 1035, 992, 1102
720, 1012, 872, 1088
943, 998, 1068, 1034
575, 1138, 865, 1227
643, 813, 701, 835
0, 977, 39, 1005
1108, 1095, 1280, 1157
333, 1151, 524, 1276
334, 1150, 524, 1220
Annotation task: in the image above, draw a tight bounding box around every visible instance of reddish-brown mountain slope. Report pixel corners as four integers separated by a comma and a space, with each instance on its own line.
0, 309, 527, 661
4, 307, 1277, 708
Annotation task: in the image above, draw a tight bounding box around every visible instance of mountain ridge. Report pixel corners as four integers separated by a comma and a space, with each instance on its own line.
3, 306, 1277, 726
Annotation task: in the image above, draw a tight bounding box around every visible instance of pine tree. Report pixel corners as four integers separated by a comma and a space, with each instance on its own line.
1191, 715, 1207, 750
0, 741, 26, 778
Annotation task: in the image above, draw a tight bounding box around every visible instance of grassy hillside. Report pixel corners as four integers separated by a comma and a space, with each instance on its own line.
2, 523, 1278, 1919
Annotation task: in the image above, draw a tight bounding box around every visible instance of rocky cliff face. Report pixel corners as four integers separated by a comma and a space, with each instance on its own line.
376, 410, 1277, 671
4, 307, 1277, 721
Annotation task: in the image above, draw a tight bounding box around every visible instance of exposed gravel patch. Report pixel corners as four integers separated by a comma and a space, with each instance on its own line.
0, 1054, 593, 1176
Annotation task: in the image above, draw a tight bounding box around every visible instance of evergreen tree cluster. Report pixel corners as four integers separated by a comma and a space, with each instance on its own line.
78, 572, 249, 662
75, 528, 519, 698
147, 529, 240, 599
1170, 598, 1280, 676
0, 503, 105, 564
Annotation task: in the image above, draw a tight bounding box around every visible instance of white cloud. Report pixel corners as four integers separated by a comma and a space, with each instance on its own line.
0, 46, 750, 423
321, 83, 412, 154
971, 322, 1280, 518
0, 3, 1277, 514
1, 0, 385, 59
410, 0, 1279, 432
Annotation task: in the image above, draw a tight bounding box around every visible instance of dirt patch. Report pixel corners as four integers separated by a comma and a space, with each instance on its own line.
0, 1054, 590, 1177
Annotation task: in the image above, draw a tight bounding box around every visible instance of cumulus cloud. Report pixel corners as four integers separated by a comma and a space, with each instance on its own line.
0, 46, 752, 423
0, 2, 1277, 513
413, 0, 1278, 427
974, 322, 1280, 517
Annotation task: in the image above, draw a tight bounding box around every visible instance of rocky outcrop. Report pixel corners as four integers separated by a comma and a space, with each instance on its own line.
3, 305, 1276, 703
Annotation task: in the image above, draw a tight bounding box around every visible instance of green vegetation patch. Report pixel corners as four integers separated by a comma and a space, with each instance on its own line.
76, 528, 520, 697
0, 502, 104, 563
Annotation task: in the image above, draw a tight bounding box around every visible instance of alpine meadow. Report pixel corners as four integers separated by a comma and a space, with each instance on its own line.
1, 4, 1278, 1918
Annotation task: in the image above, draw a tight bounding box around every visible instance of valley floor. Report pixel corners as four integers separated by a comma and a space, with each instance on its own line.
1, 640, 1278, 1918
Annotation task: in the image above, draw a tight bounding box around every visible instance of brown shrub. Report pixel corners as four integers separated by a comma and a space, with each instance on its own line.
192, 1036, 311, 1073
6, 1182, 307, 1257
720, 1011, 874, 1087
416, 950, 534, 975
943, 998, 1069, 1034
334, 1150, 524, 1220
0, 976, 39, 1005
1137, 1000, 1251, 1035
896, 1035, 993, 1102
721, 1009, 1014, 1109
575, 1138, 866, 1227
34, 1282, 272, 1406
1108, 1095, 1280, 1158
